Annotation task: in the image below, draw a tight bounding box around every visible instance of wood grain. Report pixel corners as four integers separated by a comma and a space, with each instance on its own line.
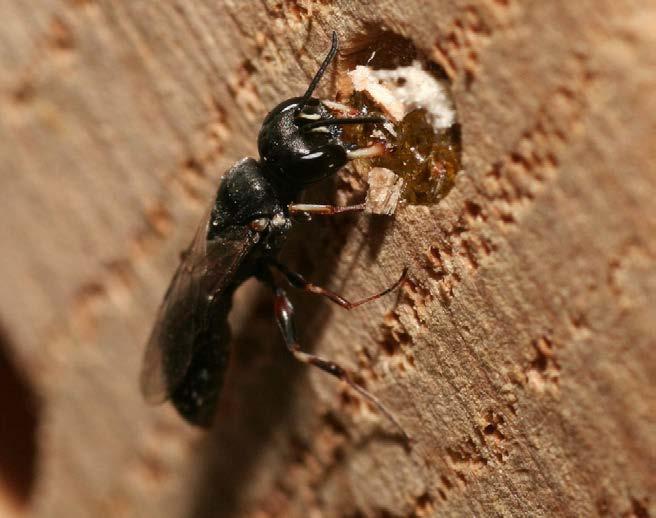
0, 1, 654, 516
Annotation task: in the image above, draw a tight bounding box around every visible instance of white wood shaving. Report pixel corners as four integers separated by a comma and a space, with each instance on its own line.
365, 167, 405, 215
348, 61, 456, 131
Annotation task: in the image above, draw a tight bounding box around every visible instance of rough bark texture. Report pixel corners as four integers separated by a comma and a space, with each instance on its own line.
0, 1, 654, 517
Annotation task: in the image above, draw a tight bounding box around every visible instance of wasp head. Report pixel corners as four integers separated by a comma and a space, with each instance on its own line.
257, 96, 349, 187
257, 32, 384, 192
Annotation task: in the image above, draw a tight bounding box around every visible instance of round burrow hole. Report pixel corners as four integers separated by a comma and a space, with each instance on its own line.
336, 27, 462, 205
0, 326, 40, 510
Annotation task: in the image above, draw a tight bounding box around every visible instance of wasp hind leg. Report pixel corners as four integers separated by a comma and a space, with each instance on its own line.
272, 286, 409, 441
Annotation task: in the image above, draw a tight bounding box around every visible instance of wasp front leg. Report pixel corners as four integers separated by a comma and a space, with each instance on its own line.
288, 203, 366, 216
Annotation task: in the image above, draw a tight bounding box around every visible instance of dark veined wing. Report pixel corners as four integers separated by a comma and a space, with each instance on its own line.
140, 209, 257, 404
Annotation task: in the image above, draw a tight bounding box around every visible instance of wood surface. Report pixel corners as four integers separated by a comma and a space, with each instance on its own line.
0, 0, 654, 516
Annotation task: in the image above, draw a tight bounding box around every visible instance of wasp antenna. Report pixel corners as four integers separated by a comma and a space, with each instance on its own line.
297, 31, 339, 114
301, 116, 386, 132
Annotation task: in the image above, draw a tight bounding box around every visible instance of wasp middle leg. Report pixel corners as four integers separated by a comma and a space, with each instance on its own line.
269, 261, 407, 310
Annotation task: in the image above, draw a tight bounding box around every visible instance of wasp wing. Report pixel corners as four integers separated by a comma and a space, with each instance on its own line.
140, 210, 256, 404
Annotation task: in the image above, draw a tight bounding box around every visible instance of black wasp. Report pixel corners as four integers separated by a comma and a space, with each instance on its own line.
140, 32, 408, 439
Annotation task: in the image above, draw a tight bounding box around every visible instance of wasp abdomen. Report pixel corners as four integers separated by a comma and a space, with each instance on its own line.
170, 320, 231, 427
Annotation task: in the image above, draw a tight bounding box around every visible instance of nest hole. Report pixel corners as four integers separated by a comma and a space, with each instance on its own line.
338, 27, 462, 205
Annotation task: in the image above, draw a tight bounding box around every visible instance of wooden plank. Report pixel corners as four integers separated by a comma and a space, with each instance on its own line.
0, 1, 654, 516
